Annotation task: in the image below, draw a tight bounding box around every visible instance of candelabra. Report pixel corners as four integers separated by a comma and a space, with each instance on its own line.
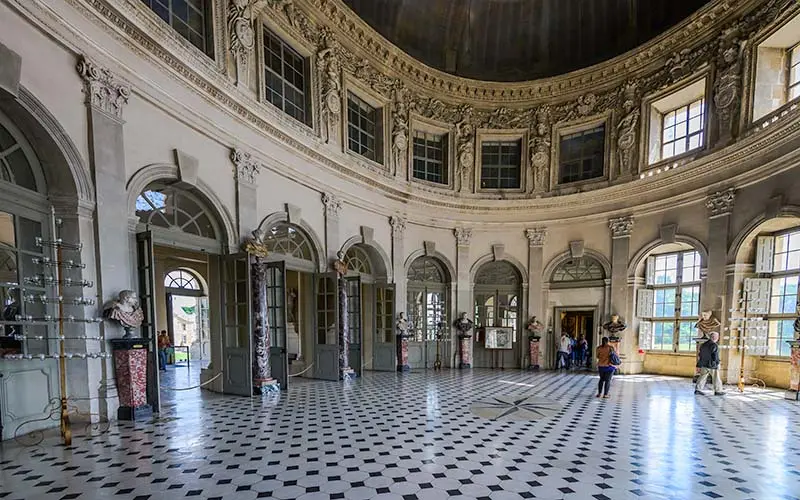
1, 207, 109, 445
725, 281, 769, 392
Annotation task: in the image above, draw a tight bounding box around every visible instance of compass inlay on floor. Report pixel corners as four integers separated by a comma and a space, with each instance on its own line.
1, 370, 799, 500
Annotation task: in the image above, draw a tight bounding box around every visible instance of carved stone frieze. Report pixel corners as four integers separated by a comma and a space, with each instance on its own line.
75, 56, 130, 119
529, 106, 552, 194
230, 148, 261, 184
713, 32, 746, 143
609, 216, 634, 238
453, 227, 472, 247
391, 86, 409, 176
228, 0, 256, 86
389, 215, 406, 238
525, 228, 547, 247
706, 188, 736, 218
321, 192, 342, 218
455, 105, 476, 193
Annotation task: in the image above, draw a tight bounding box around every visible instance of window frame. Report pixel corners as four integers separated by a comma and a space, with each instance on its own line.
412, 130, 448, 186
760, 228, 800, 357
343, 83, 387, 167
660, 98, 705, 161
479, 140, 522, 190
260, 25, 312, 126
475, 129, 527, 194
139, 0, 216, 59
408, 117, 454, 189
788, 42, 800, 102
551, 116, 611, 191
639, 250, 703, 353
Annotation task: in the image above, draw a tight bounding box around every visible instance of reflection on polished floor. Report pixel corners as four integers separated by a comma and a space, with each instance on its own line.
1, 370, 799, 500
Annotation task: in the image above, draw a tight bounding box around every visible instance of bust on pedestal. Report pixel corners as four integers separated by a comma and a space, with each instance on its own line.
104, 291, 152, 421
602, 314, 626, 372
526, 316, 544, 370
454, 312, 474, 369
395, 312, 412, 372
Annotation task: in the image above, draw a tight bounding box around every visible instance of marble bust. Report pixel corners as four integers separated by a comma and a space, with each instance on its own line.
695, 310, 721, 337
602, 314, 627, 335
454, 312, 474, 335
103, 290, 144, 338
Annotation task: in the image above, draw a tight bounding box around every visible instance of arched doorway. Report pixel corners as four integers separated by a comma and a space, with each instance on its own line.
133, 179, 232, 407
548, 255, 608, 369
473, 261, 523, 369
406, 256, 451, 369
343, 243, 394, 373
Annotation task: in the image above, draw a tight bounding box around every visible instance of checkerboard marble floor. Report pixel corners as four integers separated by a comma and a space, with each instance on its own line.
1, 370, 799, 500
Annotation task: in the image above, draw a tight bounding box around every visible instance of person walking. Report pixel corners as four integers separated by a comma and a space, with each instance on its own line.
157, 330, 171, 371
558, 333, 571, 369
576, 335, 588, 369
596, 337, 619, 398
695, 331, 725, 395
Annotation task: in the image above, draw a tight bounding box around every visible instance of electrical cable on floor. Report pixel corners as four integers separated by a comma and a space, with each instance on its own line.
289, 363, 315, 377
159, 372, 223, 391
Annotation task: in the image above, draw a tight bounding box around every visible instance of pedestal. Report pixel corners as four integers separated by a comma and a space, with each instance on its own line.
693, 336, 708, 383
786, 341, 800, 401
528, 336, 541, 370
396, 334, 410, 372
458, 334, 472, 369
608, 336, 621, 374
110, 338, 152, 421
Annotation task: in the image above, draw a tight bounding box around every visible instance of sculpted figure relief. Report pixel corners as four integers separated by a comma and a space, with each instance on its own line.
530, 106, 551, 194
713, 30, 746, 141
318, 31, 342, 144
391, 88, 409, 176
455, 106, 475, 192
616, 82, 640, 177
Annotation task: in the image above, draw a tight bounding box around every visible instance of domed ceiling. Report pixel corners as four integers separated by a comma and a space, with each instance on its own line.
343, 0, 711, 82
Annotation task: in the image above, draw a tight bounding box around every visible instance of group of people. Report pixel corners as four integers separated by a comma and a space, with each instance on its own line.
557, 333, 589, 370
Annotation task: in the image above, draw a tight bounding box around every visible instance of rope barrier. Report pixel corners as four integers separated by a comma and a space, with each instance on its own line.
288, 363, 315, 377
159, 372, 223, 391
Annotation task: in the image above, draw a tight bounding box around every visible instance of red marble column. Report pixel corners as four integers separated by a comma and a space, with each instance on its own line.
111, 339, 152, 421
458, 334, 472, 368
528, 337, 541, 370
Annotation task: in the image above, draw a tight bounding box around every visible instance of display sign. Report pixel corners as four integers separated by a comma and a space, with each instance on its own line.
485, 327, 514, 349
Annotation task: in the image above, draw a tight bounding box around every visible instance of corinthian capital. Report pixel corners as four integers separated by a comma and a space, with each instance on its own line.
321, 192, 342, 218
76, 56, 130, 120
389, 215, 406, 238
525, 227, 547, 247
454, 227, 472, 247
609, 216, 634, 238
706, 189, 735, 218
230, 148, 261, 184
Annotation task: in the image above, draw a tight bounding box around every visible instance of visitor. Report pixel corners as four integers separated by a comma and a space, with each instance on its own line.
558, 333, 571, 369
157, 330, 171, 371
596, 336, 618, 398
695, 331, 725, 396
575, 335, 587, 369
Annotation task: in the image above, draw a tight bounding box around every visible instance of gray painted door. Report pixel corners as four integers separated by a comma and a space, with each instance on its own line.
345, 276, 362, 375
266, 261, 288, 390
314, 272, 339, 381
372, 284, 395, 371
221, 253, 252, 396
136, 231, 160, 412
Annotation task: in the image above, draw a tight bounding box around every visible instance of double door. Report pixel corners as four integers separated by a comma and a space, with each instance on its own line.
406, 288, 448, 370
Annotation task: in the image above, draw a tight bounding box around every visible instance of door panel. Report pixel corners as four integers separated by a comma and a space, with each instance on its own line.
372, 284, 395, 371
266, 261, 288, 390
345, 276, 362, 375
314, 272, 339, 380
221, 253, 252, 396
136, 231, 160, 412
198, 297, 210, 361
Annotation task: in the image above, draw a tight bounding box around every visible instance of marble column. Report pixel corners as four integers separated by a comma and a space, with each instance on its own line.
390, 216, 406, 370
251, 256, 278, 393
454, 228, 472, 369
76, 56, 133, 414
608, 216, 634, 372
525, 228, 546, 367
704, 189, 735, 380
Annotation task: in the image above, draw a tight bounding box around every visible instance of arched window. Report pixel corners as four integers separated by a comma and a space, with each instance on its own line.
136, 183, 217, 239
474, 261, 521, 342
407, 256, 449, 342
552, 257, 605, 283
164, 269, 201, 291
345, 246, 372, 275
0, 120, 40, 192
264, 222, 314, 263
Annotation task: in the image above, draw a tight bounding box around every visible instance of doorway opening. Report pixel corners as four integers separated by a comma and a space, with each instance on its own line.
558, 309, 595, 370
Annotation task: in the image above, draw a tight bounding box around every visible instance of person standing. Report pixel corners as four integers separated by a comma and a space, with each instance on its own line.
596, 337, 618, 398
576, 335, 588, 368
157, 330, 171, 371
558, 333, 571, 369
695, 332, 725, 395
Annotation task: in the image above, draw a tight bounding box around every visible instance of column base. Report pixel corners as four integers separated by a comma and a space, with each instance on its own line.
341, 367, 356, 380
253, 379, 280, 395
397, 364, 410, 372
528, 365, 539, 371
785, 390, 799, 401
117, 404, 152, 421
459, 362, 471, 369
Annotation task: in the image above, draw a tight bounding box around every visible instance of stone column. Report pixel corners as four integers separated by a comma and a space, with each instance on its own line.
454, 228, 472, 369
231, 149, 261, 238
704, 189, 735, 315
525, 228, 546, 366
76, 56, 131, 418
608, 216, 634, 371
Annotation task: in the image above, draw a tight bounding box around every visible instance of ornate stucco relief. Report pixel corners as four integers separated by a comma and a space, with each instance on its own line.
76, 56, 131, 120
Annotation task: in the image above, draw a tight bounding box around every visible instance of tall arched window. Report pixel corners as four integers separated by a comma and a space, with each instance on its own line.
474, 261, 522, 342
407, 257, 449, 342
263, 222, 316, 269
135, 183, 217, 239
0, 119, 43, 193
